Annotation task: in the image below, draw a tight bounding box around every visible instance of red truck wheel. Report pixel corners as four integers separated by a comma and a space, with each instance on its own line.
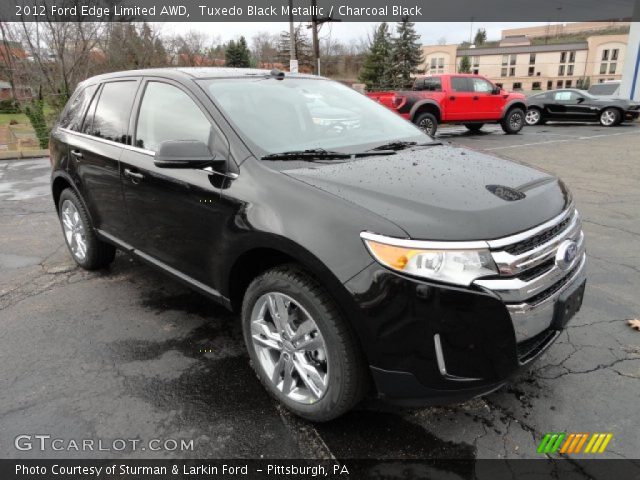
501, 108, 525, 134
414, 112, 438, 136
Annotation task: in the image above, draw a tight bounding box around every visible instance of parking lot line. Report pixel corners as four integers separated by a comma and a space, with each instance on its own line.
484, 130, 638, 151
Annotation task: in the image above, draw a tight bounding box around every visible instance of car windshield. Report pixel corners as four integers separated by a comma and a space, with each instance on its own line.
199, 77, 427, 155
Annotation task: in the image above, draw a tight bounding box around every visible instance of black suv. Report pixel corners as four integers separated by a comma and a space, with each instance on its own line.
51, 68, 586, 421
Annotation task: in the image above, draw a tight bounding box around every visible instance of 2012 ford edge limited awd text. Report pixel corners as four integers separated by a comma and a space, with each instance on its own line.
50, 68, 586, 421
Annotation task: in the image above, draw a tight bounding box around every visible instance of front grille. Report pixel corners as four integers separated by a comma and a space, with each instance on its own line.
518, 258, 555, 282
523, 261, 580, 305
505, 216, 571, 255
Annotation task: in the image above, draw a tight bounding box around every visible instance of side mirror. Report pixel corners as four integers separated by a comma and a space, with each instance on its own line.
492, 86, 501, 95
154, 140, 226, 171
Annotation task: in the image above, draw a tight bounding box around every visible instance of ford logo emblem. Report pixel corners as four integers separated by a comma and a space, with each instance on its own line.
485, 185, 526, 201
556, 240, 578, 270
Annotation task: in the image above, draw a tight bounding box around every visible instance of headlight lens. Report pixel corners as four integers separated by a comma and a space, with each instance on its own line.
362, 234, 497, 286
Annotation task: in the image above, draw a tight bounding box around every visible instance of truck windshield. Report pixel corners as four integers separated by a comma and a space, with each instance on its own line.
199, 77, 426, 155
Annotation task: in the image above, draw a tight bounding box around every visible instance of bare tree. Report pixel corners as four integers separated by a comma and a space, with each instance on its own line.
251, 31, 279, 68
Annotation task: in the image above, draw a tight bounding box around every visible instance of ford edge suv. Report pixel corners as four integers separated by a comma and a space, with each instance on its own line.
50, 68, 586, 421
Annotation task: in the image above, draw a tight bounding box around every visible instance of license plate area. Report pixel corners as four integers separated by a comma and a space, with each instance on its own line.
552, 280, 586, 329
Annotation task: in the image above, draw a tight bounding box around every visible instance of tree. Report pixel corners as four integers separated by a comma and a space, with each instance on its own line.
251, 31, 279, 68
225, 37, 251, 68
473, 28, 487, 46
388, 18, 424, 89
358, 23, 393, 90
276, 24, 313, 71
458, 55, 471, 73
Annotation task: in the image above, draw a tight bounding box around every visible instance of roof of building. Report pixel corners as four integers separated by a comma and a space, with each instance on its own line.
458, 42, 588, 57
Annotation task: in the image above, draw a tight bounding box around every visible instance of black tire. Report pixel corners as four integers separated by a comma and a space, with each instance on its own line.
525, 107, 544, 126
58, 188, 116, 270
414, 112, 438, 136
501, 107, 525, 134
599, 107, 620, 127
464, 123, 484, 132
241, 264, 366, 421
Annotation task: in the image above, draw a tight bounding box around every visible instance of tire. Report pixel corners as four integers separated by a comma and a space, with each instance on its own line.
599, 108, 620, 127
58, 188, 116, 270
414, 112, 438, 136
242, 265, 366, 421
525, 108, 544, 126
501, 107, 525, 134
464, 123, 484, 132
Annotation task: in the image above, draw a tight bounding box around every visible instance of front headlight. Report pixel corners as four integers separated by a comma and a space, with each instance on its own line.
361, 232, 497, 286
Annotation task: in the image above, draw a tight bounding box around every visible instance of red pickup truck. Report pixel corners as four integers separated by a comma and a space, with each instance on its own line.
367, 74, 527, 136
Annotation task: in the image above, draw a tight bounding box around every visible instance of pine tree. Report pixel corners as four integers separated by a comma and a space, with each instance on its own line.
236, 36, 251, 67
473, 28, 487, 46
388, 18, 424, 89
358, 23, 393, 91
459, 55, 471, 73
225, 40, 241, 67
276, 25, 313, 71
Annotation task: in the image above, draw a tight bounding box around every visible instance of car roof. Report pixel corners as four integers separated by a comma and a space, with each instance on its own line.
79, 67, 321, 86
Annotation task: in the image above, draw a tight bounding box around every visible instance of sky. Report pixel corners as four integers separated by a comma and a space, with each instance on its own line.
155, 22, 550, 46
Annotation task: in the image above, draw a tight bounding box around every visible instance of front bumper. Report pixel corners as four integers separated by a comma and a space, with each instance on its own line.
343, 208, 586, 405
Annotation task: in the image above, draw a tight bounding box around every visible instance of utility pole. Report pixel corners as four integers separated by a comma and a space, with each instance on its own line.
289, 0, 297, 72
308, 0, 338, 76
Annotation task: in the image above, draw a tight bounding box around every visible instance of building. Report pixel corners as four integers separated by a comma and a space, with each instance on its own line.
420, 24, 630, 91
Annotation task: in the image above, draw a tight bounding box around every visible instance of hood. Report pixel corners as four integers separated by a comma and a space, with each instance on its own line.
282, 145, 571, 241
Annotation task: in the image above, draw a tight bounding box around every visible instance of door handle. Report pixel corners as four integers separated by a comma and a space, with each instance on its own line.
124, 168, 144, 181
472, 96, 479, 100
449, 96, 456, 100
70, 149, 83, 159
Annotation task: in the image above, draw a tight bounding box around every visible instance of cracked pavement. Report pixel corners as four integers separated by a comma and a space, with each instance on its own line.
1, 123, 639, 461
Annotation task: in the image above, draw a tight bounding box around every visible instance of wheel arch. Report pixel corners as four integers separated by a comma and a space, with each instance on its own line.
410, 100, 441, 122
502, 100, 527, 117
51, 172, 96, 227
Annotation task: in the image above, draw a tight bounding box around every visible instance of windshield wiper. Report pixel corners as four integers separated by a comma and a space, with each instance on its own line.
261, 148, 395, 161
261, 148, 350, 161
369, 140, 442, 151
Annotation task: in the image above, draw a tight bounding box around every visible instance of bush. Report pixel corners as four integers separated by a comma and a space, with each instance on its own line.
24, 100, 51, 149
0, 99, 20, 114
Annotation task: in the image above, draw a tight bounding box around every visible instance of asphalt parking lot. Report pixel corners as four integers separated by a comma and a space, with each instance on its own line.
1, 122, 639, 461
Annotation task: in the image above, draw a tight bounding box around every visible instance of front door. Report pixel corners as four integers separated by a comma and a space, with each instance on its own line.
469, 77, 504, 120
119, 79, 232, 287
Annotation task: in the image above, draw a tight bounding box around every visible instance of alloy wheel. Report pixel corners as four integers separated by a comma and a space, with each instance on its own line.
61, 200, 87, 262
419, 118, 434, 135
510, 111, 523, 129
250, 292, 329, 404
525, 109, 540, 125
600, 110, 616, 126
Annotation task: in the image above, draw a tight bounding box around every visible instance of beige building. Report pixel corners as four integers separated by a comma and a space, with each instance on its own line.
420, 26, 630, 92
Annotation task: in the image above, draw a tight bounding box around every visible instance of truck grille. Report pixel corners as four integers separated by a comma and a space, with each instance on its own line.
504, 216, 571, 255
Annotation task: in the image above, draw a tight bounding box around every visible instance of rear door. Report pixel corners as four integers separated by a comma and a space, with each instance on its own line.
119, 78, 231, 286
66, 79, 139, 238
444, 76, 478, 120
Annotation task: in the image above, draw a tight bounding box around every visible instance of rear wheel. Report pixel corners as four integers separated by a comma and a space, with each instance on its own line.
58, 189, 115, 270
599, 108, 620, 127
464, 123, 484, 132
525, 108, 544, 126
242, 265, 366, 421
414, 112, 438, 136
501, 107, 525, 134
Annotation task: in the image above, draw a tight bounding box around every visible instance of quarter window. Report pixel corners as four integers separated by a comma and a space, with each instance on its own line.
136, 82, 211, 152
422, 77, 442, 91
84, 81, 138, 144
60, 84, 97, 131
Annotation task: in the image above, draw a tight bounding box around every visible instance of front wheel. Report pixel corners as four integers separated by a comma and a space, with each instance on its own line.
414, 112, 438, 136
242, 265, 366, 421
464, 123, 484, 132
599, 108, 620, 127
501, 108, 525, 134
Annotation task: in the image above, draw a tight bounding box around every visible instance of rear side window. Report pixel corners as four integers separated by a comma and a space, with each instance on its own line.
84, 81, 137, 144
423, 77, 441, 91
451, 77, 471, 92
135, 82, 211, 152
59, 84, 97, 131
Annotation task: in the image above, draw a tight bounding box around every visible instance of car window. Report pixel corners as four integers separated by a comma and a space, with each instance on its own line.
59, 84, 97, 131
471, 78, 493, 93
84, 81, 138, 144
554, 91, 578, 102
423, 77, 442, 91
135, 82, 211, 152
450, 77, 471, 92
